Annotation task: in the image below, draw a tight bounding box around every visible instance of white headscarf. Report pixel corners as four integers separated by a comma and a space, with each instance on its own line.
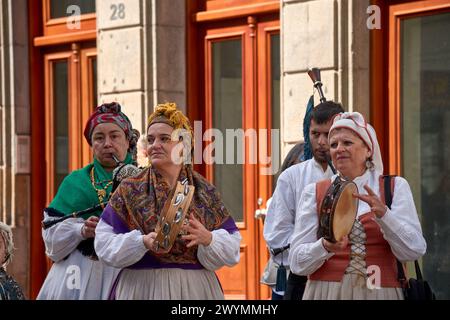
328, 112, 383, 175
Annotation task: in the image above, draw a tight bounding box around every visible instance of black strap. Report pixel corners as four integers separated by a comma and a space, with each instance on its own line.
383, 175, 407, 284
384, 175, 393, 209
414, 260, 423, 281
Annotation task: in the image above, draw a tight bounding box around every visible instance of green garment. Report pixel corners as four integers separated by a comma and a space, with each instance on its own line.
49, 153, 133, 218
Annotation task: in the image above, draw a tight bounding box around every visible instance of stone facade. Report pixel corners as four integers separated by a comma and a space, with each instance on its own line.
0, 0, 31, 296
280, 0, 370, 157
96, 0, 187, 138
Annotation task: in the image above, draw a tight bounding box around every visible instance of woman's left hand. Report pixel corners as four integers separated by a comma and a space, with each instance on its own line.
353, 184, 388, 218
181, 215, 212, 248
81, 216, 99, 238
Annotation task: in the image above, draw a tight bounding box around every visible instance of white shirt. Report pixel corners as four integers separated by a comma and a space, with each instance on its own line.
288, 170, 427, 276
263, 158, 334, 266
37, 215, 120, 300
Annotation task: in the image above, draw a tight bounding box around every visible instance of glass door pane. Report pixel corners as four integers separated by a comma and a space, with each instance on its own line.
270, 33, 281, 189
53, 61, 69, 190
92, 57, 98, 108
212, 39, 243, 222
50, 0, 96, 19
401, 11, 450, 300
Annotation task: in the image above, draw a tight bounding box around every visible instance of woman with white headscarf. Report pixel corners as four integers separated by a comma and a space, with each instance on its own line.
288, 112, 426, 300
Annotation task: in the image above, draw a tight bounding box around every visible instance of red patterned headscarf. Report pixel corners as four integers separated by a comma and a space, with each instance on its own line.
84, 102, 140, 163
84, 102, 134, 145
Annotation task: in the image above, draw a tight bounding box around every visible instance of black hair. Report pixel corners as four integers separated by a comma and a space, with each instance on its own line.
280, 142, 304, 173
310, 101, 344, 124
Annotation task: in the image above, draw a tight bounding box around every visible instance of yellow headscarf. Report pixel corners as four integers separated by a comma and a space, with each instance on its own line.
147, 102, 194, 157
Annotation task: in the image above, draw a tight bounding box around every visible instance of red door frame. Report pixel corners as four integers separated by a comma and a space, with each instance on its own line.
186, 0, 279, 299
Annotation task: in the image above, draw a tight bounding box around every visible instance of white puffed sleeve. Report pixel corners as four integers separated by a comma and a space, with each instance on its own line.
288, 183, 334, 276
197, 229, 242, 271
42, 211, 85, 262
94, 218, 148, 268
263, 171, 295, 266
375, 177, 427, 261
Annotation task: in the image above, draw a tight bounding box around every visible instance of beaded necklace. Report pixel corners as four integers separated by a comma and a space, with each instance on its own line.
90, 167, 113, 207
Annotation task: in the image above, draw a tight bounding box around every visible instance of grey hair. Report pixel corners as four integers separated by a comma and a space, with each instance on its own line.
0, 221, 14, 267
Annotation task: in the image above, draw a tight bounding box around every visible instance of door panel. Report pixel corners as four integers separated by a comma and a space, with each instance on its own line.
211, 38, 244, 223
205, 25, 257, 299
44, 52, 71, 203
44, 45, 97, 206
203, 18, 279, 299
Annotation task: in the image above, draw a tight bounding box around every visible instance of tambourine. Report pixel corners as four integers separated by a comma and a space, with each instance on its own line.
153, 178, 195, 253
318, 177, 358, 243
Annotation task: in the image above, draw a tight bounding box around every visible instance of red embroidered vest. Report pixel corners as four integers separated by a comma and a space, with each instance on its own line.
309, 176, 401, 288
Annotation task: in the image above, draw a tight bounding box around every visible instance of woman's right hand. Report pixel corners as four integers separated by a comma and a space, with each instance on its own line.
322, 236, 349, 253
143, 232, 157, 250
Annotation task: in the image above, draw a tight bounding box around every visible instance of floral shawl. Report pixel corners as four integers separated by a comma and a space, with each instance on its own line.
103, 165, 238, 265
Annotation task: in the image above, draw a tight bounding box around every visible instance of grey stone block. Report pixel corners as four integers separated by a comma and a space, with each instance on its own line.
283, 69, 337, 142
283, 0, 336, 72
98, 27, 143, 93
100, 91, 145, 134
97, 0, 142, 30
153, 90, 186, 114
155, 0, 185, 27
155, 25, 186, 92
15, 135, 30, 174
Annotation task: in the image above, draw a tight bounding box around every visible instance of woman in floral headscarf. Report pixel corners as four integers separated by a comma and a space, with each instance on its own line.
0, 221, 25, 300
37, 103, 140, 300
289, 112, 426, 300
95, 102, 241, 300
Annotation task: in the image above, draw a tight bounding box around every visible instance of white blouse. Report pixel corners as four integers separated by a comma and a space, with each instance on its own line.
41, 215, 85, 262
94, 219, 242, 271
288, 170, 427, 276
38, 214, 120, 300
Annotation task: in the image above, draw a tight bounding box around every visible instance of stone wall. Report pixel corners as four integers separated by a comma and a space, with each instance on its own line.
96, 0, 187, 139
0, 0, 31, 296
281, 0, 370, 157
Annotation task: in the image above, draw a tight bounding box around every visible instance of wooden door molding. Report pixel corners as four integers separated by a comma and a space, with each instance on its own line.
204, 23, 258, 299
44, 45, 97, 204
187, 0, 280, 300
388, 0, 450, 175
69, 43, 83, 173
34, 30, 96, 47
80, 47, 97, 166
29, 0, 47, 298
34, 0, 96, 47
44, 51, 72, 204
194, 0, 279, 23
255, 19, 279, 300
42, 0, 96, 36
370, 0, 389, 170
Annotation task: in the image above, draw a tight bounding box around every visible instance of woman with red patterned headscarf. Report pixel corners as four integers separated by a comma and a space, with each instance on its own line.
38, 103, 139, 300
